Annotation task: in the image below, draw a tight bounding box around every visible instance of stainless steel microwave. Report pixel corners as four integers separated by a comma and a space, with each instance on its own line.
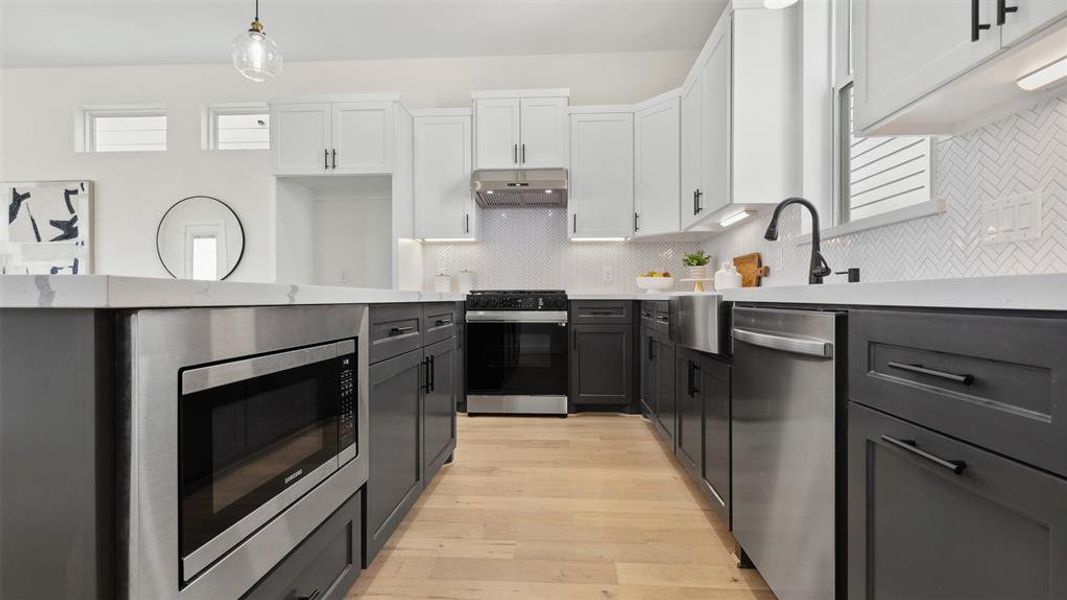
118, 305, 369, 599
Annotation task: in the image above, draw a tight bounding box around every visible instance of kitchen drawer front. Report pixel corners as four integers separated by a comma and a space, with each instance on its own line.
848, 403, 1067, 600
369, 304, 422, 364
571, 300, 633, 324
849, 309, 1067, 477
244, 490, 362, 600
422, 302, 459, 346
640, 300, 669, 334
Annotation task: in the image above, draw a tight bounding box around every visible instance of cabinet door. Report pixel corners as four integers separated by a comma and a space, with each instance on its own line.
414, 115, 474, 239
570, 323, 633, 405
675, 352, 702, 479
654, 335, 677, 445
271, 103, 331, 175
568, 112, 634, 238
639, 329, 656, 417
423, 337, 457, 482
331, 102, 394, 174
634, 97, 681, 237
848, 403, 1067, 599
474, 99, 521, 169
700, 356, 730, 517
366, 349, 423, 564
679, 77, 703, 230
699, 27, 732, 219
1001, 0, 1067, 45
853, 0, 1001, 133
519, 97, 568, 168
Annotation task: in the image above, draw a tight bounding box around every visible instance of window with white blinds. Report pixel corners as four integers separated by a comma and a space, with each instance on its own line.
838, 80, 931, 224
209, 106, 270, 150
87, 110, 167, 152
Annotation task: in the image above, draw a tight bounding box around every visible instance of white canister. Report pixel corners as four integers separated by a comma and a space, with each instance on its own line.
457, 270, 475, 294
713, 262, 743, 290
434, 273, 452, 293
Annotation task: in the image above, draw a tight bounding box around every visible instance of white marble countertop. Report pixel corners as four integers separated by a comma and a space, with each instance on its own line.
570, 273, 1067, 311
0, 275, 465, 308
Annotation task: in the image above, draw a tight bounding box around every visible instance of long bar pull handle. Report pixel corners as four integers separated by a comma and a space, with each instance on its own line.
881, 436, 966, 475
389, 326, 416, 336
997, 0, 1017, 25
887, 361, 974, 385
521, 143, 526, 163
465, 213, 470, 234
691, 361, 701, 395
513, 144, 518, 164
972, 0, 992, 40
634, 211, 639, 232
573, 214, 577, 234
324, 149, 329, 170
732, 328, 834, 358
422, 357, 431, 392
429, 354, 436, 391
331, 148, 337, 170
693, 190, 698, 215
695, 189, 703, 214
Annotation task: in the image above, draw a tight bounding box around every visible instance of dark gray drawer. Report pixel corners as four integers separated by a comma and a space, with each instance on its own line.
571, 300, 633, 324
849, 309, 1067, 478
243, 490, 362, 600
422, 302, 459, 346
369, 304, 422, 364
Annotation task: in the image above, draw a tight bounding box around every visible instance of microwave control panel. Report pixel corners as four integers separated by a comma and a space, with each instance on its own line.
339, 352, 357, 452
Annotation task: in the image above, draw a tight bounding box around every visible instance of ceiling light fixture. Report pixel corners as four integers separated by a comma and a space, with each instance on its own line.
1017, 55, 1067, 91
231, 0, 283, 82
763, 0, 799, 8
719, 210, 752, 227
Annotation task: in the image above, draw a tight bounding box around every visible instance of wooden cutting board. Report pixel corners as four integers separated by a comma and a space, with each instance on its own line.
733, 252, 770, 287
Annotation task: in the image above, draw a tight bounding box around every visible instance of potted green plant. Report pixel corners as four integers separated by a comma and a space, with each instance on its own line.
682, 250, 711, 280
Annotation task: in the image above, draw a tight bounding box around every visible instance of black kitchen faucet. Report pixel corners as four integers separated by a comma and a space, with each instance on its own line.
763, 197, 833, 285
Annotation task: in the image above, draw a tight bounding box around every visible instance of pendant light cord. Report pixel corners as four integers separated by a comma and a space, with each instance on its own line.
255, 0, 259, 21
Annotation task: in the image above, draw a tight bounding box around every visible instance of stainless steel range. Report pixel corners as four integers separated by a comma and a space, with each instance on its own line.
465, 290, 569, 416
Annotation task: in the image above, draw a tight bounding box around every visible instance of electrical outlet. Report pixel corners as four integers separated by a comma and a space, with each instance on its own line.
982, 191, 1042, 245
339, 269, 350, 283
602, 265, 615, 283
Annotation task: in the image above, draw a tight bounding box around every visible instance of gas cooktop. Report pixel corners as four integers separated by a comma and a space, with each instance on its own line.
466, 290, 567, 311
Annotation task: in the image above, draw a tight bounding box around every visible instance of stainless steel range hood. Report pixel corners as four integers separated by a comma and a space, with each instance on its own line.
471, 168, 568, 208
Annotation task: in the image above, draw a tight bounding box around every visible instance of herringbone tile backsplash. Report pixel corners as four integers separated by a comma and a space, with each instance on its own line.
706, 94, 1067, 286
424, 95, 1067, 292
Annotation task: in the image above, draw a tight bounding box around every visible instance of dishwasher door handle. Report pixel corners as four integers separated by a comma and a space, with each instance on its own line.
732, 327, 833, 358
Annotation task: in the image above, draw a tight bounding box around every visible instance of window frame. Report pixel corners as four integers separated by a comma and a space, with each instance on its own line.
203, 103, 271, 151
80, 105, 168, 153
820, 0, 943, 241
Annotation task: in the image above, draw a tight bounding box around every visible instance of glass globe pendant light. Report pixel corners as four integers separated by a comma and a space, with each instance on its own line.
231, 0, 282, 82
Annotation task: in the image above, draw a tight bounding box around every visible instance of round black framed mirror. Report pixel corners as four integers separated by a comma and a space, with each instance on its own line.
156, 196, 245, 281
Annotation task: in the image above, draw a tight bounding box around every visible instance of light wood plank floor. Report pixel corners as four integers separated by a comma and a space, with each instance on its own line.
346, 413, 773, 600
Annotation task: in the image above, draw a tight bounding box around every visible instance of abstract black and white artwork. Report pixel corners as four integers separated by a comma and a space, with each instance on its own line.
1, 181, 93, 274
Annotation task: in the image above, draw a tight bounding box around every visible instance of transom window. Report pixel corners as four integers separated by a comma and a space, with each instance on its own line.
85, 108, 167, 153
207, 105, 270, 150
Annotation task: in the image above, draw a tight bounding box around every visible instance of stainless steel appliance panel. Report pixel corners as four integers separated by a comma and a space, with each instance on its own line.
731, 306, 840, 600
117, 304, 369, 600
669, 295, 723, 354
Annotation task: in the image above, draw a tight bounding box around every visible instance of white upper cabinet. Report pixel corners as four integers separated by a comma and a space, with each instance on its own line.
271, 104, 332, 174
854, 0, 1001, 133
331, 102, 394, 174
270, 96, 402, 175
679, 77, 703, 231
1001, 0, 1067, 45
699, 27, 732, 219
568, 110, 634, 239
413, 111, 476, 240
473, 99, 521, 169
519, 98, 569, 168
855, 0, 1067, 135
473, 91, 569, 170
678, 8, 799, 231
634, 95, 681, 237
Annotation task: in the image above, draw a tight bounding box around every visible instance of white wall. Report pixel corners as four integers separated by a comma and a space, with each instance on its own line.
0, 50, 695, 280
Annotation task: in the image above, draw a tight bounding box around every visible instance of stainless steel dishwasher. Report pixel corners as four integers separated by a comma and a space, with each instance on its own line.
731, 306, 844, 600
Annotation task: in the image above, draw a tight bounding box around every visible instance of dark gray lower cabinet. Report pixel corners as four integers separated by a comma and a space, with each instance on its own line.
569, 323, 633, 405
653, 332, 676, 444
699, 354, 730, 518
366, 349, 424, 565
423, 337, 457, 482
675, 348, 702, 478
848, 403, 1067, 599
639, 328, 655, 416
244, 491, 363, 600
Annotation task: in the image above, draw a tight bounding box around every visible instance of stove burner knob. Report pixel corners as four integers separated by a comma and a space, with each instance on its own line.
487, 297, 499, 307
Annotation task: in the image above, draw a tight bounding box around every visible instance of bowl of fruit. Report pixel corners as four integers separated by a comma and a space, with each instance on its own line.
635, 271, 674, 293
